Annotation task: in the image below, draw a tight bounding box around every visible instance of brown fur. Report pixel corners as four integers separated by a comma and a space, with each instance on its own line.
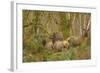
45, 41, 53, 50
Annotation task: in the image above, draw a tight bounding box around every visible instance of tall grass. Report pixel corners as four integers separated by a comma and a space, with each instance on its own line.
23, 38, 90, 62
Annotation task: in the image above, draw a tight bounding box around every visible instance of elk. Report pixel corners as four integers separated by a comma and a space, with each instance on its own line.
42, 38, 53, 50
53, 40, 64, 51
53, 39, 69, 51
67, 36, 83, 47
67, 18, 90, 47
63, 39, 69, 49
42, 32, 69, 51
45, 41, 53, 50
49, 32, 64, 44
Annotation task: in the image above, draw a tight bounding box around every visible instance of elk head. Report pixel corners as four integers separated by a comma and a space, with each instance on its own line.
49, 32, 64, 44
82, 18, 91, 38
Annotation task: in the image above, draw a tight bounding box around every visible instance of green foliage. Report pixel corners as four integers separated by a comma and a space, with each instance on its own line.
23, 10, 91, 62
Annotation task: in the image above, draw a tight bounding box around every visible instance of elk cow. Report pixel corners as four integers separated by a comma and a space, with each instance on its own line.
53, 40, 69, 51
49, 32, 64, 44
42, 32, 69, 51
67, 18, 90, 47
67, 36, 83, 47
42, 38, 53, 50
63, 39, 69, 49
53, 40, 64, 51
45, 41, 53, 50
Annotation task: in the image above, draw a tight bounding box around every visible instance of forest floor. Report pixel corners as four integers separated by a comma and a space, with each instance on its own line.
23, 44, 91, 62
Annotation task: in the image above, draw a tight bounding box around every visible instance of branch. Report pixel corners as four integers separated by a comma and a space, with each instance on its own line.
87, 17, 91, 31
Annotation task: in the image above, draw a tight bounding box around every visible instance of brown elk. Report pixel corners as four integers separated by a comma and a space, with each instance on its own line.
51, 32, 69, 51
42, 37, 53, 50
45, 41, 54, 50
53, 40, 69, 51
42, 32, 69, 51
49, 32, 64, 44
63, 39, 69, 49
67, 18, 90, 47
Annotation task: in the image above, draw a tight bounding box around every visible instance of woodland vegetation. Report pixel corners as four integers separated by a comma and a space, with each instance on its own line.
23, 10, 91, 62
